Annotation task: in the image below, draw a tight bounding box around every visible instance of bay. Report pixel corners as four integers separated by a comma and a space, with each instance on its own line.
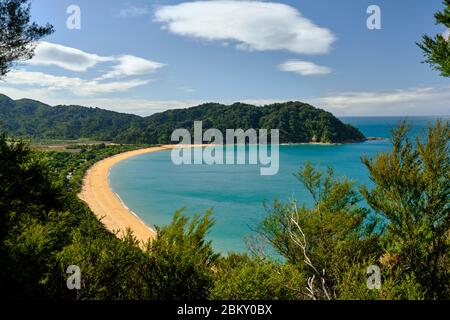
110, 116, 447, 253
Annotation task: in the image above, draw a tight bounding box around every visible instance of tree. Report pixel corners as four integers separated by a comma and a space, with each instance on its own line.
417, 0, 450, 77
143, 210, 219, 300
0, 0, 54, 77
259, 163, 380, 299
0, 133, 61, 242
0, 133, 67, 298
211, 253, 304, 300
361, 121, 450, 298
57, 228, 148, 300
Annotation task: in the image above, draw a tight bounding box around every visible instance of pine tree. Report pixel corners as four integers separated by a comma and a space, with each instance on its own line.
361, 121, 450, 298
0, 0, 54, 77
417, 0, 450, 77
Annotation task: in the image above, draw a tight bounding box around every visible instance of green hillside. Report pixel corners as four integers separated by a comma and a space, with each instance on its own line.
0, 94, 365, 144
0, 94, 141, 141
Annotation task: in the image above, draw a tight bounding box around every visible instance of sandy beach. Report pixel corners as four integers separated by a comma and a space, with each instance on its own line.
78, 144, 206, 245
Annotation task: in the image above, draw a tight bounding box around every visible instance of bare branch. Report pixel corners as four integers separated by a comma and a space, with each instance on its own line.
287, 202, 331, 300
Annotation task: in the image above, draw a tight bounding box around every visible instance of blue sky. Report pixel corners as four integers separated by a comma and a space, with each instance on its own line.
0, 0, 449, 116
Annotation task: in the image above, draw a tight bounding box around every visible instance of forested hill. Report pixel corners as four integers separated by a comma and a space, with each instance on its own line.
0, 94, 365, 144
0, 94, 141, 141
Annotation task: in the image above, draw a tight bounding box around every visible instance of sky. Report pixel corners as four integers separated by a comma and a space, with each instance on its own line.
0, 0, 449, 116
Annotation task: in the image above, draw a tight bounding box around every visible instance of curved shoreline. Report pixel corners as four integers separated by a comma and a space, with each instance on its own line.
78, 145, 206, 244
79, 142, 349, 245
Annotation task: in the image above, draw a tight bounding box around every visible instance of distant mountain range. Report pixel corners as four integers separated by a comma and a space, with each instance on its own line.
0, 93, 365, 144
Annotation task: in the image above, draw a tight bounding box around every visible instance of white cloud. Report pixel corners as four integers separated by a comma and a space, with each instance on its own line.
119, 6, 151, 18
4, 42, 166, 97
278, 60, 331, 76
2, 85, 449, 117
0, 86, 202, 115
179, 86, 196, 93
29, 42, 112, 72
311, 86, 450, 116
0, 86, 59, 103
29, 42, 165, 79
4, 70, 150, 96
315, 87, 449, 107
99, 55, 165, 80
154, 0, 335, 55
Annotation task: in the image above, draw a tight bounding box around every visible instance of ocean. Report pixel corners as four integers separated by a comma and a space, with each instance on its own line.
109, 116, 447, 253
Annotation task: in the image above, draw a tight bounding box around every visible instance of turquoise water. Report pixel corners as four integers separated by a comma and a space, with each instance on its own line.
110, 116, 447, 253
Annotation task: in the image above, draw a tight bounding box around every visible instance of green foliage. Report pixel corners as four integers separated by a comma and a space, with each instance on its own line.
417, 0, 450, 77
260, 163, 381, 299
0, 95, 142, 141
325, 261, 427, 300
122, 102, 365, 144
361, 121, 450, 298
0, 94, 366, 144
0, 133, 62, 241
259, 121, 449, 300
58, 227, 148, 300
0, 134, 221, 300
144, 210, 219, 300
0, 134, 79, 298
45, 143, 147, 193
0, 121, 448, 300
211, 254, 304, 300
260, 103, 364, 143
0, 0, 54, 77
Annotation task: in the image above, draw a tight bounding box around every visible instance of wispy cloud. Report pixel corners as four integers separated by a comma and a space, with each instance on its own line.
118, 5, 151, 18
4, 42, 166, 97
29, 42, 112, 72
98, 55, 165, 80
3, 85, 448, 117
4, 70, 150, 96
278, 60, 331, 76
0, 86, 202, 115
311, 86, 450, 116
179, 86, 196, 93
154, 0, 336, 55
29, 42, 165, 78
314, 87, 450, 107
